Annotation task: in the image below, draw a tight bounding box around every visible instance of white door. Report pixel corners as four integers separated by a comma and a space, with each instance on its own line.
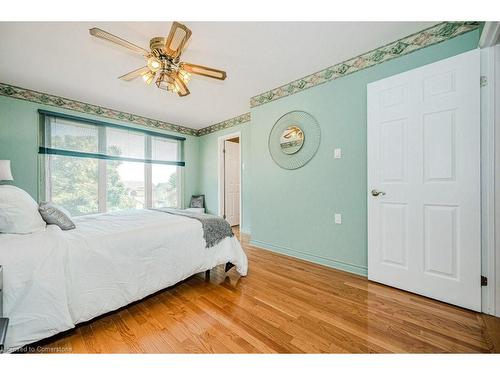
367, 49, 481, 311
224, 140, 240, 226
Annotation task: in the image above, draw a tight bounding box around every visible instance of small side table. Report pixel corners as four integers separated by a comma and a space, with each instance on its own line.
0, 265, 8, 353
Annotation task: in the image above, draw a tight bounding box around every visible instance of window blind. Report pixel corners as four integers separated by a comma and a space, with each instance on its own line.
38, 110, 185, 166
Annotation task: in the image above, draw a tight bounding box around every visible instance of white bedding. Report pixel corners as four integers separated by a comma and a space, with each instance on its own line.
0, 209, 248, 352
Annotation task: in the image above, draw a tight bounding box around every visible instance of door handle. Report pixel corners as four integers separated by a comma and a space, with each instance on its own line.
371, 189, 386, 197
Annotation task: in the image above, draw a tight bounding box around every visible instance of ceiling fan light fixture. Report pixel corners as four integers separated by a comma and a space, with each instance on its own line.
178, 69, 191, 84
142, 70, 156, 84
172, 73, 190, 97
147, 56, 162, 72
155, 71, 173, 91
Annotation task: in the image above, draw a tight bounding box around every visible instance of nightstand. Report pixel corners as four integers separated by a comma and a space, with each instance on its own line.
0, 265, 8, 353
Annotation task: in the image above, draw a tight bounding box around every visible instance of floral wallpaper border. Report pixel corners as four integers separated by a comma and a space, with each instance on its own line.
0, 83, 199, 137
197, 112, 251, 136
250, 21, 480, 108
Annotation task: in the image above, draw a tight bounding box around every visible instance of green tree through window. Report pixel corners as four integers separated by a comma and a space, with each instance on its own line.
50, 135, 137, 216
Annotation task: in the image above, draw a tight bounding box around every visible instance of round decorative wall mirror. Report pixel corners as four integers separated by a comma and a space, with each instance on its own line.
279, 125, 304, 155
269, 111, 320, 170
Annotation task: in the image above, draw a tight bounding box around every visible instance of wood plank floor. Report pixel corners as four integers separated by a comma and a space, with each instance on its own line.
29, 227, 500, 353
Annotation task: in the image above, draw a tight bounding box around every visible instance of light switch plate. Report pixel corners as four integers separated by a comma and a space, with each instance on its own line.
335, 213, 342, 224
334, 148, 342, 159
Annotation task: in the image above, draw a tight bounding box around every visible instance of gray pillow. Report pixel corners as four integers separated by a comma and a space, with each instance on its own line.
38, 202, 76, 230
189, 195, 205, 208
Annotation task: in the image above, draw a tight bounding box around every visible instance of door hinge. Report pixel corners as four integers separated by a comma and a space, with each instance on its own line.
480, 75, 487, 87
223, 148, 226, 154
223, 214, 226, 219
481, 275, 488, 286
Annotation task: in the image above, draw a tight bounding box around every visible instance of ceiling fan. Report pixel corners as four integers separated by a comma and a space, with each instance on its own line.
89, 22, 227, 97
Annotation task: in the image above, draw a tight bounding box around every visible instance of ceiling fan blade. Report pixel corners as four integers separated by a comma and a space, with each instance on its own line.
164, 22, 192, 58
118, 66, 150, 81
89, 28, 149, 56
173, 72, 190, 97
180, 63, 227, 80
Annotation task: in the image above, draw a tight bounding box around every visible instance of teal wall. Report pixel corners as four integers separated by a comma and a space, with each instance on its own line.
198, 122, 251, 233
199, 30, 481, 275
0, 96, 200, 208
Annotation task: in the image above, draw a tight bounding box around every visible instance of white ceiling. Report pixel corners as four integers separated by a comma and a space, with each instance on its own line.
0, 22, 437, 129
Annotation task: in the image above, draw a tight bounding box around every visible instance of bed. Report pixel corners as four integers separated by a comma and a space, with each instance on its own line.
0, 209, 248, 352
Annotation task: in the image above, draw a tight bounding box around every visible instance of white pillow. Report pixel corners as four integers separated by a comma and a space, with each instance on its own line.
0, 185, 46, 234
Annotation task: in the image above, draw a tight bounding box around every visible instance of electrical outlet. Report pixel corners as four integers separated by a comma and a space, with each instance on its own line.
334, 148, 342, 159
335, 213, 342, 224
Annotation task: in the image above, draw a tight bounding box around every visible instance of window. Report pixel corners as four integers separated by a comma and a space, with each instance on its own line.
39, 111, 185, 216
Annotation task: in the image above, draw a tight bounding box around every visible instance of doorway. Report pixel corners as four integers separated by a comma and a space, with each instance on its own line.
218, 132, 241, 227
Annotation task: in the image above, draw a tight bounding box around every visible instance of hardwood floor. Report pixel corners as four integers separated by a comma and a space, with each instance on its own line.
30, 227, 500, 353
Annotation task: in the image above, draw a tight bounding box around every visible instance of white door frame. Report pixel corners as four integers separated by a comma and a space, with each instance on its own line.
479, 22, 500, 48
495, 44, 500, 317
480, 46, 498, 316
218, 131, 242, 227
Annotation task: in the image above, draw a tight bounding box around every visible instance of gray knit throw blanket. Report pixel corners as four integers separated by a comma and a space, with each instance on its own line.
152, 208, 234, 248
